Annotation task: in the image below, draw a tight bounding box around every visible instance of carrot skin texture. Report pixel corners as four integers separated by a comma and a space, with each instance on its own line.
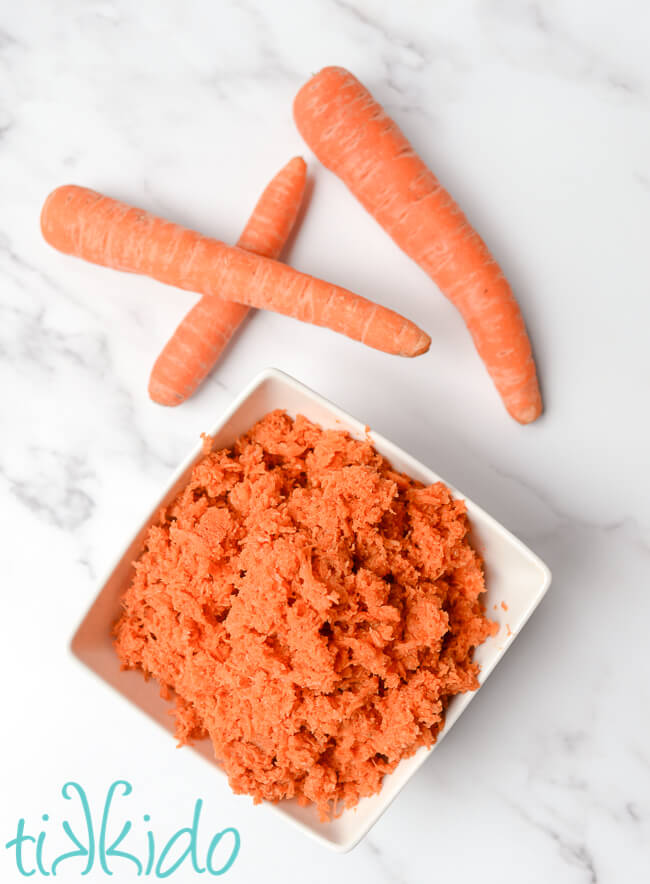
40, 184, 430, 360
149, 157, 307, 406
293, 66, 542, 424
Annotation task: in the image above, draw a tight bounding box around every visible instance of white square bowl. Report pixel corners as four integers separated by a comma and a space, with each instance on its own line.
71, 367, 551, 853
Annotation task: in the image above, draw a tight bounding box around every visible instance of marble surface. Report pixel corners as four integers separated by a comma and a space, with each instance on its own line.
1, 1, 649, 881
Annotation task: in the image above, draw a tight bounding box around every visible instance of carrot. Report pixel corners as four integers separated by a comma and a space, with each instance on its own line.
293, 66, 542, 424
40, 184, 430, 359
149, 157, 307, 406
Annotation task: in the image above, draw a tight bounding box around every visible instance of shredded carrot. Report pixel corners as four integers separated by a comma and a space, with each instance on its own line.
114, 411, 497, 819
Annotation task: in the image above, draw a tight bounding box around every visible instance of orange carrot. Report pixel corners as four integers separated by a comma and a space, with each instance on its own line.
149, 157, 307, 406
293, 66, 542, 423
40, 184, 430, 359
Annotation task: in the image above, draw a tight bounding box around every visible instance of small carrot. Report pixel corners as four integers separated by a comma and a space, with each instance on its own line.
149, 157, 307, 406
293, 66, 542, 423
40, 185, 430, 359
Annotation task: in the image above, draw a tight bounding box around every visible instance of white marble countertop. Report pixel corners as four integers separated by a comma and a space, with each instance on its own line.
1, 1, 649, 881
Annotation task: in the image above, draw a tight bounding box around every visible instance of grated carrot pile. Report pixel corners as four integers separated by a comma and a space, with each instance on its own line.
114, 411, 496, 819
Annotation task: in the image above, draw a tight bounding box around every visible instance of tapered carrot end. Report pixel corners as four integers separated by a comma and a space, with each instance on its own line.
509, 399, 543, 424
282, 156, 308, 190
410, 330, 431, 357
286, 156, 307, 175
396, 324, 431, 357
504, 384, 543, 424
148, 373, 186, 407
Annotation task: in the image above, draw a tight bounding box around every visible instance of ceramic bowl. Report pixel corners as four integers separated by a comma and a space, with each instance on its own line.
71, 367, 551, 852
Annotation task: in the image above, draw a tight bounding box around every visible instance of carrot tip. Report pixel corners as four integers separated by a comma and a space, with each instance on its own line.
148, 378, 186, 407
410, 331, 431, 357
509, 400, 543, 424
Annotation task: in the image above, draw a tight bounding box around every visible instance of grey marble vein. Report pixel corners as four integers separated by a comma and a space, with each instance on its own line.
508, 800, 598, 883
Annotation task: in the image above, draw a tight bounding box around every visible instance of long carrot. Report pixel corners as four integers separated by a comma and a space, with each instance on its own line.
149, 157, 307, 406
293, 66, 542, 424
40, 184, 430, 359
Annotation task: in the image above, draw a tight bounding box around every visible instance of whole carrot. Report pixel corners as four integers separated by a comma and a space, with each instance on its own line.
293, 66, 542, 424
40, 184, 430, 359
149, 157, 307, 406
